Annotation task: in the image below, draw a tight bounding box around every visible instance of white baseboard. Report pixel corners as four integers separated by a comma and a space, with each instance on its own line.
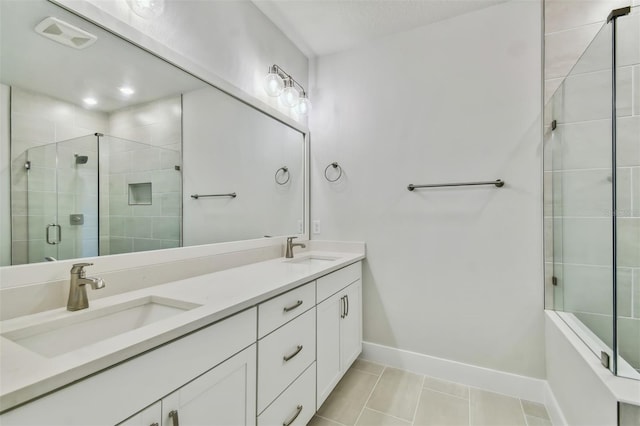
543, 382, 568, 426
361, 341, 549, 404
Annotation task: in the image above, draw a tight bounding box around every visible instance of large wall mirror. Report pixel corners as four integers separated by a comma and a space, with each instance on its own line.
0, 0, 307, 267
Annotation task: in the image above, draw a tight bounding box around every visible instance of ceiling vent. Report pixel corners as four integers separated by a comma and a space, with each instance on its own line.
34, 17, 97, 49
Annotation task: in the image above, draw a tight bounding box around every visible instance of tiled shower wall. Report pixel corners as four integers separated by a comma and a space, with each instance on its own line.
544, 1, 640, 370
9, 88, 181, 263
104, 97, 182, 254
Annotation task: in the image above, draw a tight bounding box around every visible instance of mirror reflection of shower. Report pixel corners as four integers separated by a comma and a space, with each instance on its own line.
12, 133, 182, 265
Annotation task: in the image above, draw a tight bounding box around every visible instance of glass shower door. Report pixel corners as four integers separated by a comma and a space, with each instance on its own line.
25, 143, 58, 263
548, 20, 616, 373
25, 135, 99, 262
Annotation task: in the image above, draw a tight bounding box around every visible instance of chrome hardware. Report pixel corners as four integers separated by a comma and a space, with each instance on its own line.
285, 236, 306, 258
283, 300, 303, 313
24, 160, 31, 170
324, 162, 342, 182
408, 180, 505, 191
150, 423, 159, 426
275, 166, 290, 185
168, 410, 180, 426
46, 223, 61, 245
44, 256, 57, 262
340, 296, 346, 319
283, 405, 303, 426
67, 262, 105, 311
601, 351, 610, 369
190, 192, 236, 199
283, 345, 303, 362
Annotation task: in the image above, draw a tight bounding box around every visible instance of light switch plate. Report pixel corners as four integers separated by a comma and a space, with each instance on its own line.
313, 220, 320, 234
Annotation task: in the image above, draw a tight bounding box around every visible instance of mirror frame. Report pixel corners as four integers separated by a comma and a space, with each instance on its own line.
0, 0, 310, 283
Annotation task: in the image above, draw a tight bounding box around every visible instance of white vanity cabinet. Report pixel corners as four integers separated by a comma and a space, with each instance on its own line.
1, 259, 364, 426
316, 263, 362, 408
0, 309, 257, 426
119, 345, 256, 426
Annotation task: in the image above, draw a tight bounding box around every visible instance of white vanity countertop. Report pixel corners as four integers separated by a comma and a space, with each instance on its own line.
0, 250, 364, 411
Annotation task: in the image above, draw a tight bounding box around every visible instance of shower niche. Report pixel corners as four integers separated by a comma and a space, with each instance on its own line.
13, 132, 181, 264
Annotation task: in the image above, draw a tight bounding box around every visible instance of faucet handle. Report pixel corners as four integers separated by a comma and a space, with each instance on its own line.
287, 236, 298, 243
70, 262, 93, 274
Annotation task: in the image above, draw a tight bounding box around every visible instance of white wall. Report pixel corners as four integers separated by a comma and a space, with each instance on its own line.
310, 0, 544, 378
61, 0, 309, 121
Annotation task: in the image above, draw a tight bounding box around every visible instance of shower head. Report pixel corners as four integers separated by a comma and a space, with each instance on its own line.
75, 154, 88, 164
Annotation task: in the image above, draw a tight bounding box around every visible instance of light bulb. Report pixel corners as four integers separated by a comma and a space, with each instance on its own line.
296, 95, 311, 115
264, 72, 284, 97
280, 82, 300, 108
126, 0, 165, 19
83, 97, 97, 106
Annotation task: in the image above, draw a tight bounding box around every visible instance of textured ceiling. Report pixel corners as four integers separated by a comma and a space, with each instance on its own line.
252, 0, 509, 57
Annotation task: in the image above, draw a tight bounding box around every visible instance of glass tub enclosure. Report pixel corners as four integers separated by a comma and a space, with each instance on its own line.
544, 6, 639, 380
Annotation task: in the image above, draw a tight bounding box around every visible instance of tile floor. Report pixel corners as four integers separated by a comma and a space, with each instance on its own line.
309, 359, 552, 426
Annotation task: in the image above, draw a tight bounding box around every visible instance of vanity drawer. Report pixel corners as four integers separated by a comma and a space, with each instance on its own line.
258, 281, 315, 338
258, 363, 316, 426
317, 262, 361, 303
257, 307, 315, 413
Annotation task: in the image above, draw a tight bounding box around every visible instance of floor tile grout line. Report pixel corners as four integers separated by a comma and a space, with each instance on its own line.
365, 407, 412, 424
353, 365, 386, 426
350, 368, 383, 377
468, 387, 472, 426
421, 386, 470, 402
409, 375, 426, 426
315, 414, 349, 426
520, 398, 530, 426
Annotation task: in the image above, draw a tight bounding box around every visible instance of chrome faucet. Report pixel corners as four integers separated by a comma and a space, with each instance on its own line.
285, 236, 306, 258
67, 262, 105, 311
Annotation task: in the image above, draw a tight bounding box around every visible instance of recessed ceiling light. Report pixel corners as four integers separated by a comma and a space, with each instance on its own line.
119, 87, 135, 96
83, 97, 97, 106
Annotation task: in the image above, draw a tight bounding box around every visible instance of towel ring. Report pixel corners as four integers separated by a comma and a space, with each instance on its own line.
324, 162, 342, 182
275, 166, 290, 185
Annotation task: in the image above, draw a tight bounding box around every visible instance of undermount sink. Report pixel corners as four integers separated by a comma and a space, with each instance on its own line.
2, 296, 200, 358
285, 255, 340, 266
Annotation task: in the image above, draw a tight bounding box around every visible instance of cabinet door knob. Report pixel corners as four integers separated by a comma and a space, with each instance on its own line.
168, 410, 180, 426
283, 300, 303, 312
283, 405, 303, 426
283, 345, 303, 362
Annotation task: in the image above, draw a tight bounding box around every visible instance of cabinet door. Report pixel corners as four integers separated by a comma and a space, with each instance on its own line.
162, 344, 256, 426
316, 291, 342, 409
117, 402, 161, 426
340, 280, 362, 370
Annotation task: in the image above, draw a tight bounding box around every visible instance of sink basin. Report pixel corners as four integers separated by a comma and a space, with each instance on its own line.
2, 296, 200, 358
285, 255, 340, 266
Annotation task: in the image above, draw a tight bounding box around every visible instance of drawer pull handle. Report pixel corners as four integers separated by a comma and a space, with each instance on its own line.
340, 296, 346, 319
150, 423, 159, 426
283, 405, 303, 426
283, 300, 303, 312
283, 345, 303, 361
168, 410, 180, 426
345, 294, 349, 317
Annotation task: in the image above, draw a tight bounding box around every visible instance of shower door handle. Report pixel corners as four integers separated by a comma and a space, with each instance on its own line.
46, 224, 62, 245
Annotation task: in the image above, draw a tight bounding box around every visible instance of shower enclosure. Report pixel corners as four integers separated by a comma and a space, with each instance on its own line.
545, 6, 639, 380
17, 134, 181, 264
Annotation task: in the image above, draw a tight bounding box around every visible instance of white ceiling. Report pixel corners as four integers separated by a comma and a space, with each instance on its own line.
252, 0, 509, 57
1, 0, 207, 113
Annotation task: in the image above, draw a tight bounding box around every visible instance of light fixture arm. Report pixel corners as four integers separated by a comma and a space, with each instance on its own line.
269, 64, 307, 96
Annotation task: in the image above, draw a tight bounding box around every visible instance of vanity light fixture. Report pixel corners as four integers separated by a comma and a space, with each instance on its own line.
263, 64, 311, 115
126, 0, 165, 19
